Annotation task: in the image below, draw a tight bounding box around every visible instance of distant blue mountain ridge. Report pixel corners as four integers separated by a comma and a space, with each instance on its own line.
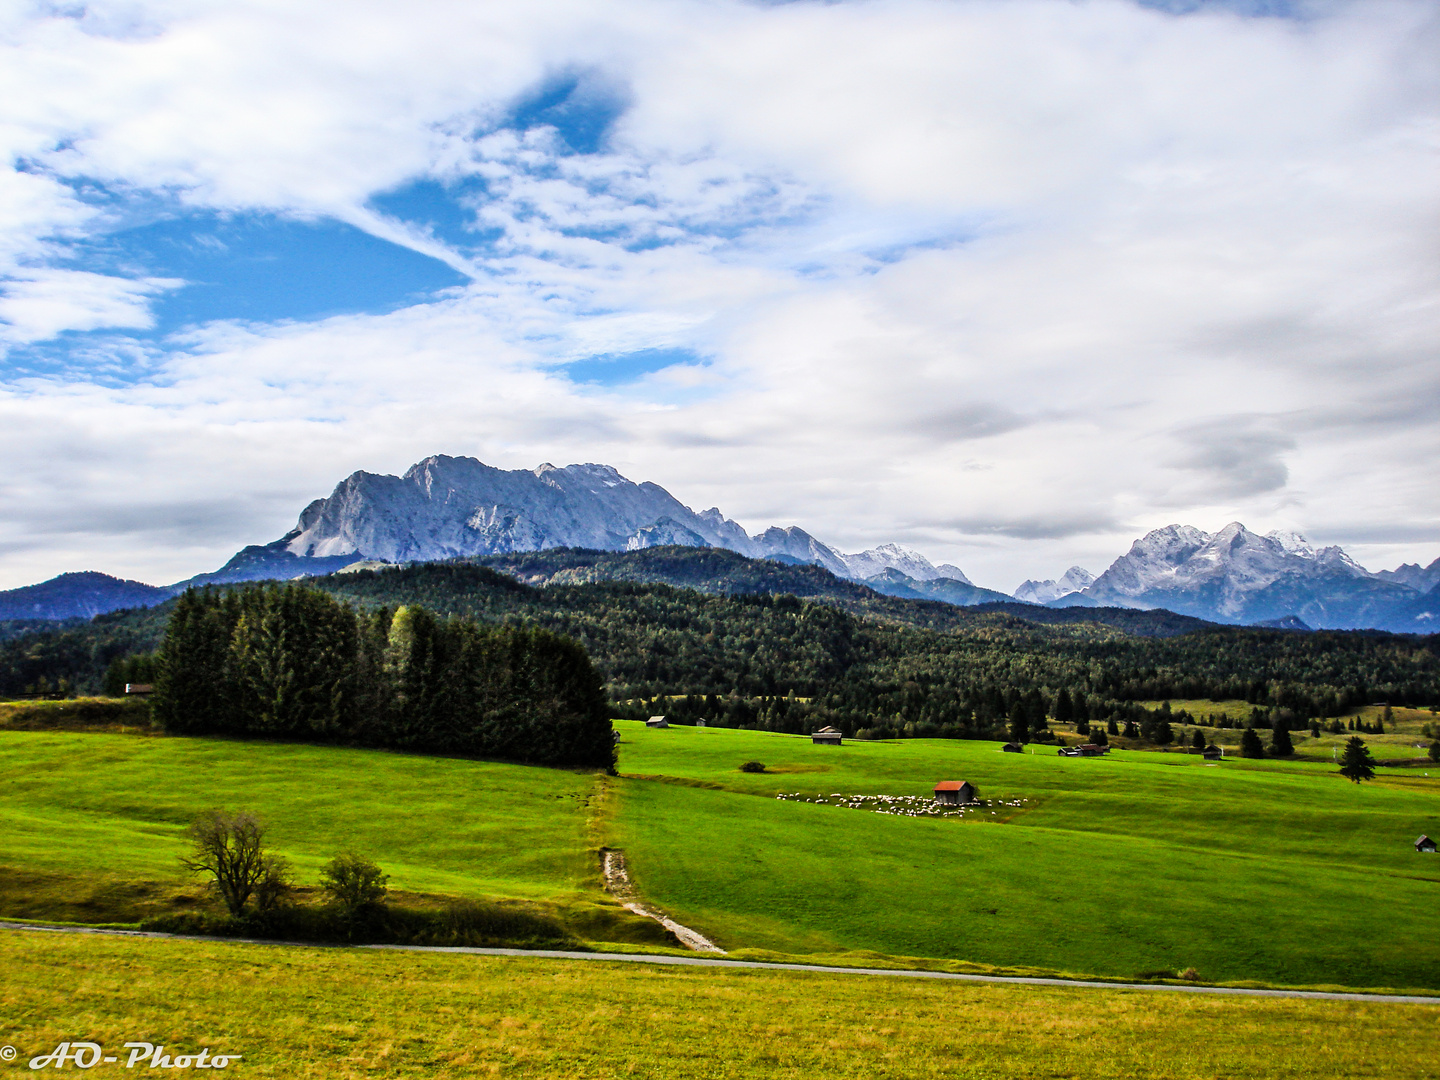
1, 456, 1434, 633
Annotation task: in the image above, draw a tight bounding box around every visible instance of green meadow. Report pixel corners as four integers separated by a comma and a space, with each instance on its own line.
1128, 701, 1440, 761
1, 715, 1438, 991
608, 721, 1440, 989
6, 930, 1436, 1080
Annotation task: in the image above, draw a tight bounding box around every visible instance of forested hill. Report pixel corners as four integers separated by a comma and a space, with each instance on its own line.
470, 547, 1212, 637
5, 557, 1435, 736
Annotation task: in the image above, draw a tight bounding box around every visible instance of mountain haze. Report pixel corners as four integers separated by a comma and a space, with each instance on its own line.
1, 456, 1435, 634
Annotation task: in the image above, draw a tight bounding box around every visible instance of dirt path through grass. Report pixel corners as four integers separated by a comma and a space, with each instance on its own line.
4, 922, 1435, 1005
599, 850, 725, 953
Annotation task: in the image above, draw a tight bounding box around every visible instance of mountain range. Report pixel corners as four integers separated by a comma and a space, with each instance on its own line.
1, 455, 1435, 633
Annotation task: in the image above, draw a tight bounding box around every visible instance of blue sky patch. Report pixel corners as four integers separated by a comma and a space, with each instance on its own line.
505, 69, 629, 155
368, 177, 500, 252
563, 346, 702, 387
64, 210, 468, 334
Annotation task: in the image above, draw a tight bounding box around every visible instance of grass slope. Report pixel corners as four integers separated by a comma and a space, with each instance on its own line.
4, 930, 1436, 1079
3, 722, 1436, 991
0, 731, 674, 945
610, 722, 1440, 989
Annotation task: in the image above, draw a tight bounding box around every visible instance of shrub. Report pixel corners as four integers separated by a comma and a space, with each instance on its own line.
739, 761, 766, 773
142, 897, 572, 948
320, 852, 389, 912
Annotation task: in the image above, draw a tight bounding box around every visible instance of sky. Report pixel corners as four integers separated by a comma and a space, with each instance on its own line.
1, 0, 1437, 593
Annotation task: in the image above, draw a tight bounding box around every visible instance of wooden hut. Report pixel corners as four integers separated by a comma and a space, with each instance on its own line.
646, 716, 670, 728
933, 781, 976, 806
1417, 835, 1437, 854
811, 726, 843, 746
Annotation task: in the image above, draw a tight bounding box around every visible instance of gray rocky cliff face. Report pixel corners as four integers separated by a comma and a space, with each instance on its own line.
283, 456, 754, 563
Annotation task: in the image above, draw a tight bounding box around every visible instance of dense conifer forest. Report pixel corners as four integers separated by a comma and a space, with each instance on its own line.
1, 549, 1436, 743
151, 584, 614, 768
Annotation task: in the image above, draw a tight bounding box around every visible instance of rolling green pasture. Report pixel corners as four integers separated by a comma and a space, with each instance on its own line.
3, 930, 1436, 1079
0, 730, 678, 943
1129, 701, 1440, 761
0, 732, 593, 897
610, 722, 1440, 989
2, 720, 1438, 990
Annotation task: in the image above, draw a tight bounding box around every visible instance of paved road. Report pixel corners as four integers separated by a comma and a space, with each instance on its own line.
4, 922, 1436, 1006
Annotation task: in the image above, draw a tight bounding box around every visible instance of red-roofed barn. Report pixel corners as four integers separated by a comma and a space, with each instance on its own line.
933, 781, 976, 806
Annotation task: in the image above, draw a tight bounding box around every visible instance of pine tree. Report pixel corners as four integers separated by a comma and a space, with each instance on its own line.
1338, 736, 1375, 783
1269, 721, 1294, 758
1053, 688, 1073, 725
1240, 728, 1266, 759
1107, 717, 1119, 736
1009, 710, 1031, 745
1191, 728, 1205, 750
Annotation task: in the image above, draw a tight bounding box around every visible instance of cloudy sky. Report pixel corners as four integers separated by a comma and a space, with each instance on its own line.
1, 0, 1436, 593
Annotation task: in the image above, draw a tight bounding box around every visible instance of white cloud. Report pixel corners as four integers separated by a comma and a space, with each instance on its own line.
0, 269, 181, 342
0, 0, 1436, 589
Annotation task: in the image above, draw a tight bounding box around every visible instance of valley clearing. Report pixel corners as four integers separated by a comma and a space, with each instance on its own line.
2, 716, 1438, 1075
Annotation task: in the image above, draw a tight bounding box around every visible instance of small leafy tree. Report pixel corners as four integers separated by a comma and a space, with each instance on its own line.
181, 810, 282, 916
320, 852, 390, 912
1338, 737, 1376, 783
1240, 728, 1266, 759
740, 760, 766, 773
253, 855, 294, 912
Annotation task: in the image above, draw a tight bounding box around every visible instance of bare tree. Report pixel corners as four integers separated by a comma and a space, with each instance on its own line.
181, 809, 281, 915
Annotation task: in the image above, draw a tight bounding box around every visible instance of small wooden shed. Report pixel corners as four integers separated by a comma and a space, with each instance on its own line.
1202, 745, 1223, 760
646, 715, 670, 728
933, 781, 976, 806
124, 683, 154, 696
1417, 835, 1437, 854
811, 726, 843, 746
1002, 742, 1023, 753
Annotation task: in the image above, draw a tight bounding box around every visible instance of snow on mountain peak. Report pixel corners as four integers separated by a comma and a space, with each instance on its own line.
1014, 566, 1094, 604
1266, 530, 1315, 558
841, 543, 944, 582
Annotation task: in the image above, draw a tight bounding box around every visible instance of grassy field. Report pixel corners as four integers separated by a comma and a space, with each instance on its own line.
1124, 701, 1440, 762
2, 929, 1436, 1079
609, 721, 1440, 989
0, 729, 671, 945
2, 718, 1437, 990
